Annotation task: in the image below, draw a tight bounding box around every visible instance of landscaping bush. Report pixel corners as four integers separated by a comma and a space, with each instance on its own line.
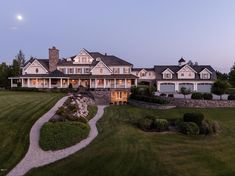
160, 93, 166, 97
153, 119, 169, 131
183, 113, 205, 127
168, 94, 174, 98
191, 92, 203, 99
130, 94, 169, 104
11, 87, 39, 92
203, 93, 213, 100
201, 119, 221, 135
137, 117, 153, 130
179, 122, 199, 136
228, 94, 235, 100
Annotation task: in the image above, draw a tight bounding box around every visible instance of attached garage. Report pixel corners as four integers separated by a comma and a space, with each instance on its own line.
160, 83, 175, 93
197, 83, 212, 93
179, 83, 194, 91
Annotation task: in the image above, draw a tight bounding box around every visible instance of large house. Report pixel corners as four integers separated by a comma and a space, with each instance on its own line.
9, 47, 216, 103
155, 58, 216, 93
10, 47, 138, 103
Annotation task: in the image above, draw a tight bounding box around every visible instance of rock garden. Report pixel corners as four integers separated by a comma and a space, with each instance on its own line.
39, 94, 98, 151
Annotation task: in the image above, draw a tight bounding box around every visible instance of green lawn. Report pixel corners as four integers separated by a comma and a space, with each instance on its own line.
40, 121, 90, 151
0, 91, 64, 176
27, 105, 235, 176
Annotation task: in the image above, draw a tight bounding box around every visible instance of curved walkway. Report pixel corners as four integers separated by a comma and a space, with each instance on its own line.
7, 96, 106, 176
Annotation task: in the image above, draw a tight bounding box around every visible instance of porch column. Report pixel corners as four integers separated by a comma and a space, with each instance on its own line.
89, 79, 92, 88
27, 78, 30, 87
10, 79, 13, 88
175, 82, 179, 92
21, 79, 24, 87
36, 78, 38, 88
95, 79, 97, 88
67, 79, 70, 86
193, 83, 197, 92
78, 79, 81, 86
49, 78, 51, 88
114, 79, 117, 88
43, 79, 45, 88
135, 79, 138, 87
124, 79, 127, 88
157, 82, 161, 92
104, 79, 106, 88
60, 78, 63, 88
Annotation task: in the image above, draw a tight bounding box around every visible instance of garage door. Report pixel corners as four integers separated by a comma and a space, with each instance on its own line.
197, 83, 212, 93
160, 83, 175, 93
179, 83, 194, 91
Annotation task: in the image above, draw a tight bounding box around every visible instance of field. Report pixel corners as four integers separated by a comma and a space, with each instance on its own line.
0, 91, 64, 176
27, 105, 235, 176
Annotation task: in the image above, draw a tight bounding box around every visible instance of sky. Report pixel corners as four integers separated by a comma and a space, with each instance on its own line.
0, 0, 235, 73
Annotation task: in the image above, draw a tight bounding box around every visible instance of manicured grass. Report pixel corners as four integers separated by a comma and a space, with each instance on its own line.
0, 91, 64, 176
27, 105, 235, 176
86, 105, 98, 120
40, 121, 90, 151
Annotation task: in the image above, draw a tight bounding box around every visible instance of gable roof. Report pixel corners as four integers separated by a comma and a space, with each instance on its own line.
24, 58, 49, 72
162, 68, 174, 74
178, 58, 186, 62
154, 65, 216, 80
132, 68, 154, 72
90, 60, 112, 73
177, 64, 197, 73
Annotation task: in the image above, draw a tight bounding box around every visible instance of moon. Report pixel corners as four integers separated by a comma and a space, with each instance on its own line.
16, 15, 23, 21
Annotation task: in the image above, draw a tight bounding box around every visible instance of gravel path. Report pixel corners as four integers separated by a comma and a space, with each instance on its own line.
7, 96, 106, 176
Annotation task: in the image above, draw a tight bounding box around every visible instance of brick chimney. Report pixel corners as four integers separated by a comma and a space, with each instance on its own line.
49, 46, 59, 72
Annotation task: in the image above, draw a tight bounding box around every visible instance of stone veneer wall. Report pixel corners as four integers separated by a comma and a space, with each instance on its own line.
129, 98, 235, 109
171, 98, 235, 108
128, 99, 176, 109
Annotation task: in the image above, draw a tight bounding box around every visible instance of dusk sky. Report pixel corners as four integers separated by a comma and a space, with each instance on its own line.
1, 0, 235, 73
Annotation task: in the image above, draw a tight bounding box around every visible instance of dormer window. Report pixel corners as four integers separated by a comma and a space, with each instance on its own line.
140, 72, 146, 77
35, 68, 39, 73
163, 73, 172, 79
202, 73, 209, 79
96, 57, 101, 62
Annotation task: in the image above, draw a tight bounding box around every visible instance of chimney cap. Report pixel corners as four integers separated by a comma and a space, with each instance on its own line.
178, 57, 186, 63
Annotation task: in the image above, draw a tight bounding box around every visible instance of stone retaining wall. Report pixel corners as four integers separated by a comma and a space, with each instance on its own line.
128, 99, 176, 109
171, 98, 235, 108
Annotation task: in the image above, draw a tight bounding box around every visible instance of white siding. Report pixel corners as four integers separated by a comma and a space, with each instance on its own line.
177, 65, 196, 79
23, 60, 48, 75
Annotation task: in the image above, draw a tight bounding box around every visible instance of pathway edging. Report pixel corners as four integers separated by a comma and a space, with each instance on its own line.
7, 96, 106, 176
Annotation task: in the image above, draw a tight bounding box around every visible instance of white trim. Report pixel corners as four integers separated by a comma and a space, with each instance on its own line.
90, 60, 112, 73
162, 68, 174, 74
24, 59, 48, 73
177, 64, 197, 73
199, 68, 212, 74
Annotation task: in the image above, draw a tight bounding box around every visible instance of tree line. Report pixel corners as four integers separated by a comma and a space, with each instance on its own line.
0, 50, 26, 88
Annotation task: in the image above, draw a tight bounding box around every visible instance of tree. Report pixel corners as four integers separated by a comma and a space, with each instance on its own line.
0, 62, 11, 88
211, 80, 230, 100
15, 50, 26, 67
180, 87, 191, 99
229, 65, 235, 88
216, 70, 228, 81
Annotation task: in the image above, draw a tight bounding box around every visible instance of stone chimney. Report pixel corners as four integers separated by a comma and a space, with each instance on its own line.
49, 46, 59, 72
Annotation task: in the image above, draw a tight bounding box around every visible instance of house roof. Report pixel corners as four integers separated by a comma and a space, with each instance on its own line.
154, 65, 216, 80
178, 58, 186, 62
132, 68, 154, 72
24, 58, 49, 71
18, 70, 69, 78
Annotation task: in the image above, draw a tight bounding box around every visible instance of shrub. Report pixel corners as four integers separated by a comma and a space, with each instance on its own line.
228, 94, 235, 100
11, 87, 39, 92
201, 120, 221, 135
56, 106, 66, 116
138, 118, 153, 130
203, 93, 213, 100
160, 93, 166, 97
153, 119, 169, 131
183, 113, 205, 127
191, 92, 203, 99
168, 94, 174, 98
179, 122, 199, 136
211, 120, 221, 134
130, 94, 169, 104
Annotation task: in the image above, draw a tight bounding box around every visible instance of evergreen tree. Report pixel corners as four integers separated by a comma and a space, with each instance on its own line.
229, 64, 235, 88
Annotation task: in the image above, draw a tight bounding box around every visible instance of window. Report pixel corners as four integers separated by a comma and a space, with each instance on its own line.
100, 68, 103, 74
164, 73, 172, 79
68, 68, 74, 74
202, 73, 209, 79
84, 68, 90, 73
189, 73, 191, 76
181, 73, 184, 76
113, 68, 120, 74
149, 72, 151, 76
123, 68, 130, 74
82, 57, 86, 63
35, 68, 39, 73
75, 68, 82, 74
140, 72, 146, 77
